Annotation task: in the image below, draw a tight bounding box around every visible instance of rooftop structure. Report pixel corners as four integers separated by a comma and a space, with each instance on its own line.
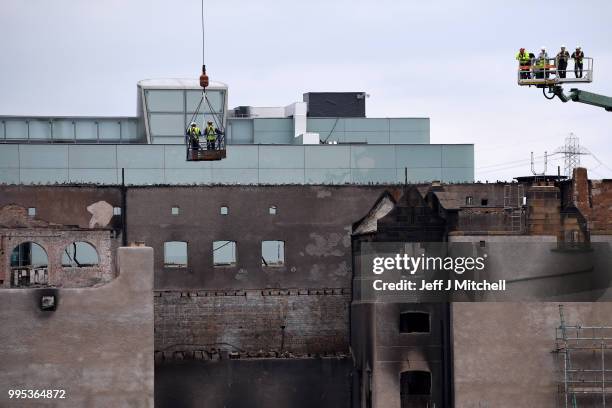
0, 79, 474, 185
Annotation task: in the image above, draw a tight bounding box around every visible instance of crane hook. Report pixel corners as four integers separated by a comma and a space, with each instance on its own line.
199, 64, 209, 89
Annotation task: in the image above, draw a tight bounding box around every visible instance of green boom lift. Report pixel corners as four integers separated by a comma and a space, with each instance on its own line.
517, 54, 612, 111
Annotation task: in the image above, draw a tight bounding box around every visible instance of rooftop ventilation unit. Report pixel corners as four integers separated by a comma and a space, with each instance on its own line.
303, 92, 366, 118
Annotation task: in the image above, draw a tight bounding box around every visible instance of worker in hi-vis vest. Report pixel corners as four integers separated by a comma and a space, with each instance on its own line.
535, 46, 549, 79
186, 122, 201, 151
205, 121, 217, 150
516, 48, 531, 79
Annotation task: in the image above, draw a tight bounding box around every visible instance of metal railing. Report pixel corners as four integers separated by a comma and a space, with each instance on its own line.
186, 131, 226, 160
517, 57, 593, 86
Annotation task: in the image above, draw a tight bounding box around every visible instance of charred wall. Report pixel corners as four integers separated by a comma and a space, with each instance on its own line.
126, 185, 389, 290
0, 184, 391, 356
351, 187, 451, 408
135, 185, 389, 354
155, 358, 352, 408
155, 289, 350, 355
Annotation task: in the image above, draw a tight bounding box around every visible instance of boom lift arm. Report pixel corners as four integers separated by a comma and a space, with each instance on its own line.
545, 86, 612, 112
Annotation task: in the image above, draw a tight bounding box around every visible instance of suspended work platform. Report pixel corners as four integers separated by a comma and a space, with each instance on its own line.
187, 145, 227, 161
517, 57, 593, 87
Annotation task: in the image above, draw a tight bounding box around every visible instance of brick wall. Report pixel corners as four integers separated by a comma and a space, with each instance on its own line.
564, 168, 612, 235
0, 228, 115, 287
588, 179, 612, 234
527, 185, 561, 236
154, 289, 350, 356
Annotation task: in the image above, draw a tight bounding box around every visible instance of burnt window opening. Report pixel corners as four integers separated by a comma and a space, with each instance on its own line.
269, 205, 277, 215
27, 207, 36, 217
164, 241, 188, 268
61, 241, 99, 267
113, 206, 122, 216
399, 311, 430, 333
10, 242, 49, 287
400, 371, 431, 399
481, 198, 488, 206
261, 240, 285, 266
171, 206, 180, 216
213, 241, 237, 266
465, 196, 473, 206
10, 242, 48, 269
220, 206, 229, 215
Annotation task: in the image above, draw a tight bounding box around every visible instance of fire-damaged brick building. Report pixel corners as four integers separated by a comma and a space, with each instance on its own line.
1, 78, 612, 407
1, 167, 611, 407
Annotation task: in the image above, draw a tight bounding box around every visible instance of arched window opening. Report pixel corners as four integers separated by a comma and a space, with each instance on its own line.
10, 242, 48, 287
61, 241, 99, 267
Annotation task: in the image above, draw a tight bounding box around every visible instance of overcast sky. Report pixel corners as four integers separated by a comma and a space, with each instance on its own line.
1, 0, 611, 181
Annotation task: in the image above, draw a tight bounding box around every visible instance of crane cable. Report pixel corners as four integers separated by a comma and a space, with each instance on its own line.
201, 0, 205, 66
186, 0, 224, 133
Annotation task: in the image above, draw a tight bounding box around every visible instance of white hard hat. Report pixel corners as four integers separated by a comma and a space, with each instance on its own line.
190, 121, 197, 126
541, 46, 546, 50
576, 46, 581, 49
561, 44, 566, 48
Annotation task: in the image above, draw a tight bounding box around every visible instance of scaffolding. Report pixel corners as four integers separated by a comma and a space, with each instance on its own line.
556, 305, 612, 407
504, 184, 525, 233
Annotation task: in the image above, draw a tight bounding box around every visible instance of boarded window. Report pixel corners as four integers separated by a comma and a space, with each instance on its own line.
61, 242, 99, 267
400, 371, 431, 401
213, 241, 236, 266
164, 241, 188, 267
11, 242, 48, 268
399, 312, 430, 333
261, 240, 285, 266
